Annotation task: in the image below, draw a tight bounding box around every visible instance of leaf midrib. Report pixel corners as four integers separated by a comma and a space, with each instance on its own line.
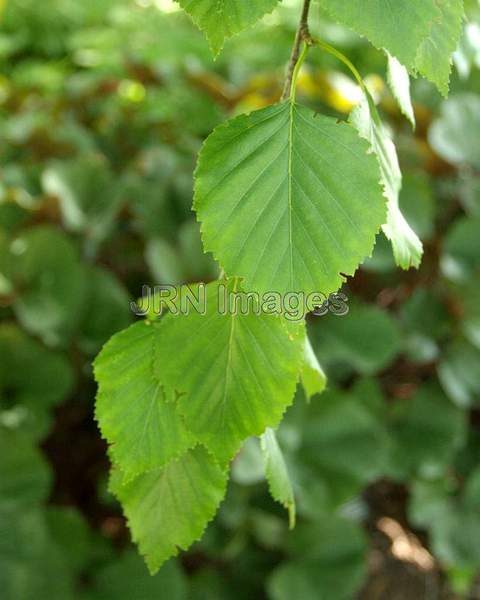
219, 279, 239, 439
287, 100, 295, 290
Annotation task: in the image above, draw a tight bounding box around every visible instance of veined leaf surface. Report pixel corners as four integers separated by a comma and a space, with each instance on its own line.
176, 0, 280, 56
195, 102, 386, 296
154, 280, 305, 463
320, 0, 464, 94
415, 0, 465, 97
320, 0, 440, 71
94, 322, 195, 481
110, 446, 227, 573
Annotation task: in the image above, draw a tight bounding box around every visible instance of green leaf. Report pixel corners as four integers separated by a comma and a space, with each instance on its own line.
9, 226, 86, 346
195, 102, 385, 296
438, 340, 480, 408
399, 172, 435, 241
0, 507, 76, 600
311, 302, 400, 376
441, 215, 480, 282
42, 155, 124, 245
231, 437, 265, 485
268, 517, 367, 600
429, 94, 480, 170
389, 384, 467, 479
261, 428, 296, 528
79, 266, 132, 354
175, 0, 280, 56
351, 94, 423, 269
46, 507, 93, 574
90, 552, 188, 600
410, 477, 480, 570
94, 322, 195, 481
414, 0, 465, 97
294, 386, 390, 512
0, 231, 14, 295
300, 335, 327, 400
187, 569, 232, 600
0, 430, 52, 508
453, 22, 480, 79
361, 232, 396, 273
400, 287, 450, 363
461, 276, 480, 348
0, 324, 74, 440
110, 446, 228, 574
320, 0, 440, 71
145, 221, 217, 286
154, 280, 305, 462
386, 53, 415, 128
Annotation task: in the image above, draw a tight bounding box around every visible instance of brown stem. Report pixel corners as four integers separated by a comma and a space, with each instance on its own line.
281, 0, 312, 101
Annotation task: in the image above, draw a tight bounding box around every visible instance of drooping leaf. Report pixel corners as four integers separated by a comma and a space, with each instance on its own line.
94, 322, 195, 481
414, 0, 465, 97
195, 102, 386, 296
320, 0, 440, 71
110, 446, 228, 573
261, 428, 296, 528
175, 0, 280, 56
351, 94, 423, 269
154, 280, 305, 462
386, 53, 415, 128
300, 335, 327, 400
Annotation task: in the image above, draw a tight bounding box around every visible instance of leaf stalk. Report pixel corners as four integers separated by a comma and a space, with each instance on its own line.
281, 0, 312, 101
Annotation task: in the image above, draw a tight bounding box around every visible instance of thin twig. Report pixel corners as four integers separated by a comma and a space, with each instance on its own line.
281, 0, 312, 101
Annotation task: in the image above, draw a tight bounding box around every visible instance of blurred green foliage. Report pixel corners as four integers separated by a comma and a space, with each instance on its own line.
1, 0, 480, 598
